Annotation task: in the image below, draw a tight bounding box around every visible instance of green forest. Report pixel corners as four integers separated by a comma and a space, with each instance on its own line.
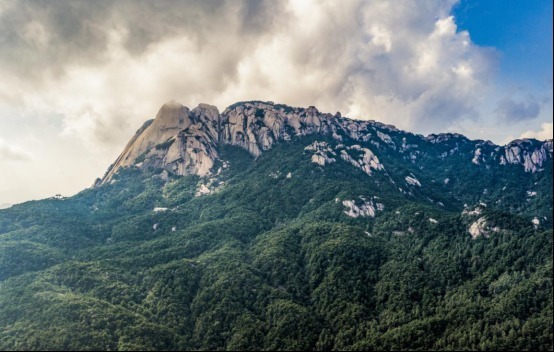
0, 139, 552, 351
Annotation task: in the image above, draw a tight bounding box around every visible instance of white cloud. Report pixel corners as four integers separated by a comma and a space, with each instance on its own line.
520, 122, 553, 140
0, 138, 32, 161
1, 0, 497, 152
0, 0, 522, 204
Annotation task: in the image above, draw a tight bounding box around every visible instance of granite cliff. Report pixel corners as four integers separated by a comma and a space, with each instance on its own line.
98, 100, 553, 186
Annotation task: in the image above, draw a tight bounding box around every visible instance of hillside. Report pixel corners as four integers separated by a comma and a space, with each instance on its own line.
0, 101, 552, 350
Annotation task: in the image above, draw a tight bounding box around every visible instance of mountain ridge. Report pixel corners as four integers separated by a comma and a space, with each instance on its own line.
0, 100, 552, 350
97, 100, 553, 187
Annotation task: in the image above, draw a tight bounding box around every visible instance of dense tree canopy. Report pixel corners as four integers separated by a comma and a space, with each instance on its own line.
0, 139, 551, 350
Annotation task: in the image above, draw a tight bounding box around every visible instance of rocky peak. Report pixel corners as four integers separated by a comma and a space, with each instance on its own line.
155, 101, 191, 127
98, 100, 554, 186
101, 102, 220, 184
425, 133, 468, 144
500, 138, 553, 172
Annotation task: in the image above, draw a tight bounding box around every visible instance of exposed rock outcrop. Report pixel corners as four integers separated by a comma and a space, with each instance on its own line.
342, 197, 384, 218
339, 145, 384, 176
405, 175, 421, 187
342, 199, 376, 218
98, 100, 553, 185
102, 101, 219, 183
468, 217, 501, 239
502, 139, 553, 172
304, 141, 384, 175
305, 141, 336, 166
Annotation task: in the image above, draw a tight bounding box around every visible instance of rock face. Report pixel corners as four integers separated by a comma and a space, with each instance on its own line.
305, 141, 337, 166
101, 101, 342, 184
339, 145, 384, 176
99, 100, 554, 185
304, 141, 384, 175
102, 101, 220, 183
405, 175, 421, 187
342, 199, 375, 218
468, 217, 501, 239
502, 139, 553, 172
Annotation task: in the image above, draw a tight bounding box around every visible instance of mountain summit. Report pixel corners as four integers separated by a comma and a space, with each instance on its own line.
102, 101, 220, 183
99, 100, 553, 186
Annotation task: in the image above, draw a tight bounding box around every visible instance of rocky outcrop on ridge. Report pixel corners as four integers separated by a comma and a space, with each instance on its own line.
98, 100, 553, 185
102, 101, 219, 183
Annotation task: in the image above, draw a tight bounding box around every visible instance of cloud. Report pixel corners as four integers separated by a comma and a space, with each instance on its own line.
0, 0, 498, 153
0, 138, 32, 161
0, 0, 510, 206
494, 95, 542, 122
0, 1, 281, 79
519, 122, 553, 140
0, 0, 290, 150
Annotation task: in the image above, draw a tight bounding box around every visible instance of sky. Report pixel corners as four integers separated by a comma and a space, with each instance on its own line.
0, 0, 552, 205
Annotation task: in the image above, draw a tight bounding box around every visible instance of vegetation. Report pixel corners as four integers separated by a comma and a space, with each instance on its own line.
0, 137, 551, 350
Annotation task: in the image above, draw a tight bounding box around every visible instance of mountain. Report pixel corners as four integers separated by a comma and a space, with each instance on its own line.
0, 101, 552, 350
98, 100, 553, 221
101, 100, 553, 181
